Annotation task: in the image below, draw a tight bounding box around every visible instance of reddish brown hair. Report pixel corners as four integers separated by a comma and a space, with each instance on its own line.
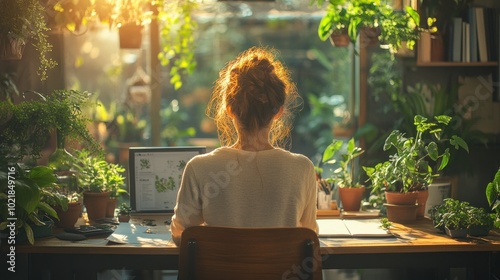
206, 46, 301, 148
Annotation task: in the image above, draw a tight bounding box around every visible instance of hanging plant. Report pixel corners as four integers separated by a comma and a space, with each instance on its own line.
0, 0, 57, 80
157, 0, 198, 90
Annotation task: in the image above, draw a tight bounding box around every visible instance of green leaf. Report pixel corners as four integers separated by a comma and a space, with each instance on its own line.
438, 149, 450, 171
322, 140, 342, 162
24, 223, 34, 245
450, 136, 469, 153
27, 166, 57, 188
427, 142, 438, 161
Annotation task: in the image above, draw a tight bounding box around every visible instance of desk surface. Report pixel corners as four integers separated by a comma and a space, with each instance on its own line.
16, 216, 500, 256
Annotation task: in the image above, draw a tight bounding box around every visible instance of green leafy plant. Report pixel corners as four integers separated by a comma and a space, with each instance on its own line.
117, 203, 132, 216
379, 217, 392, 231
486, 167, 500, 228
0, 0, 57, 80
364, 115, 469, 194
0, 89, 100, 163
42, 187, 80, 211
312, 0, 420, 52
73, 150, 126, 196
157, 0, 198, 90
467, 206, 494, 229
322, 137, 365, 188
438, 198, 469, 230
0, 164, 59, 245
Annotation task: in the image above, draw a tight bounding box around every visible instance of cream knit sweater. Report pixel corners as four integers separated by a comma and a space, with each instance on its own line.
170, 147, 318, 245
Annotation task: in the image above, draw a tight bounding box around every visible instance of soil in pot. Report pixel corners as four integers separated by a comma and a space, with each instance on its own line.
83, 191, 110, 221
54, 202, 82, 228
339, 186, 365, 211
384, 203, 418, 223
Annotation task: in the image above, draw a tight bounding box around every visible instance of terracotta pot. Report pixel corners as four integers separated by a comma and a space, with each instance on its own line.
359, 27, 380, 48
385, 191, 418, 205
384, 203, 418, 223
54, 202, 82, 228
83, 191, 110, 221
119, 24, 143, 49
329, 31, 350, 47
416, 189, 429, 219
339, 186, 365, 211
430, 32, 445, 62
118, 214, 131, 223
106, 198, 117, 218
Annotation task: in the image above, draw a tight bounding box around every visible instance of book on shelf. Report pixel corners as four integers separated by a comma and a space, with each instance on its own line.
469, 6, 478, 62
452, 17, 463, 62
462, 22, 470, 63
475, 7, 488, 62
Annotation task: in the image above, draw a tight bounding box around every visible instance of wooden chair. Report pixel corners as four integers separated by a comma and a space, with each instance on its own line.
178, 226, 322, 280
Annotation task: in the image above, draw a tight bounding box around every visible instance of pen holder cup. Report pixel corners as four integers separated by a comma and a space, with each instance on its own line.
318, 191, 332, 210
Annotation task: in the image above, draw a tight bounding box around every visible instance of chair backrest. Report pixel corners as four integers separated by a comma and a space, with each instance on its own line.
178, 226, 322, 280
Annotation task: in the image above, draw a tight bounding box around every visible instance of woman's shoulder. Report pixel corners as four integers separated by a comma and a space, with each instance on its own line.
272, 148, 314, 166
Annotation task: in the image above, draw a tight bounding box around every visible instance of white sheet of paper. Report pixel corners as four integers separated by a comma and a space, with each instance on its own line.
107, 223, 171, 246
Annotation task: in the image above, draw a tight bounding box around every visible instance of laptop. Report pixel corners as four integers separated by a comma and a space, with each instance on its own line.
128, 146, 206, 214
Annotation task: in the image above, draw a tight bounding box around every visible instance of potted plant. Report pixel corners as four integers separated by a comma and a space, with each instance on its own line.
312, 0, 420, 51
0, 0, 57, 80
322, 137, 366, 211
364, 115, 469, 222
43, 186, 82, 229
105, 164, 127, 218
485, 167, 500, 229
467, 206, 494, 237
73, 149, 125, 221
435, 198, 470, 238
0, 163, 59, 245
117, 203, 132, 223
47, 89, 101, 173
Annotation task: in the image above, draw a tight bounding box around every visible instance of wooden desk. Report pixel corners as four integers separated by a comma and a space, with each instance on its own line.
10, 217, 500, 280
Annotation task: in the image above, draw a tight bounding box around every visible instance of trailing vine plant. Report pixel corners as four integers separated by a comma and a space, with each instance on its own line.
156, 0, 198, 90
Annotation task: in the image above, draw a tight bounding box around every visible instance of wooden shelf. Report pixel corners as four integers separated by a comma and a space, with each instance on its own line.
416, 61, 498, 67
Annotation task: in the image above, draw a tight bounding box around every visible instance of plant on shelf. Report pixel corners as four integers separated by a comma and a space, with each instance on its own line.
312, 0, 420, 52
73, 149, 126, 221
363, 115, 469, 221
322, 137, 366, 211
0, 0, 57, 80
486, 167, 500, 229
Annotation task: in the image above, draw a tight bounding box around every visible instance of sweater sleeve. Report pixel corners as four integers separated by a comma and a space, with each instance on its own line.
300, 163, 319, 234
170, 162, 204, 246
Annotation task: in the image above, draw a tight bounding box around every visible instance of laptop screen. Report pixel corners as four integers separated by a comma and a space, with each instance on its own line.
129, 146, 206, 213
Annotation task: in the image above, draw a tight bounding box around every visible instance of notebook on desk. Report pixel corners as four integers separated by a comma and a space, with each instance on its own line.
317, 219, 393, 238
